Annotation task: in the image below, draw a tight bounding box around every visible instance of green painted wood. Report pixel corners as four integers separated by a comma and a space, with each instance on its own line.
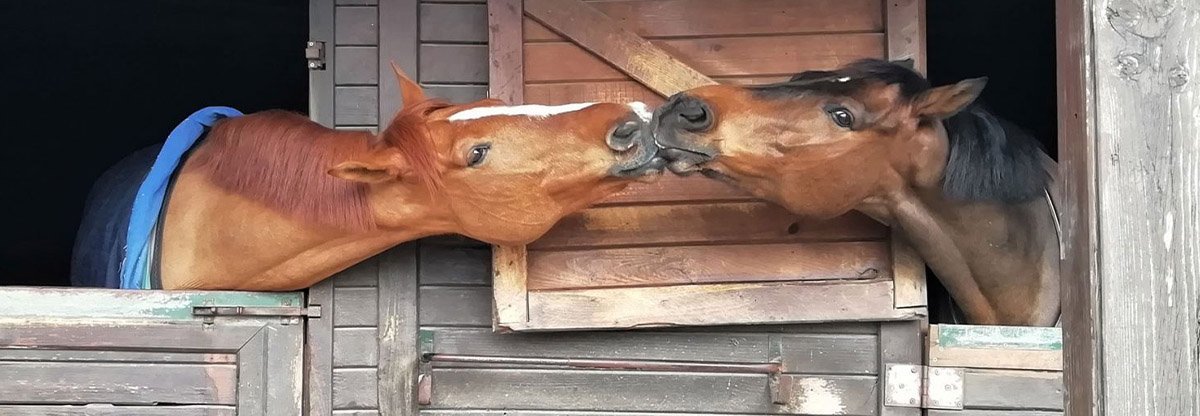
0, 288, 302, 321
937, 324, 1062, 351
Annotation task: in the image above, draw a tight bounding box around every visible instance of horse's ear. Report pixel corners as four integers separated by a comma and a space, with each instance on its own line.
912, 77, 987, 119
891, 58, 915, 70
391, 61, 427, 108
328, 150, 407, 184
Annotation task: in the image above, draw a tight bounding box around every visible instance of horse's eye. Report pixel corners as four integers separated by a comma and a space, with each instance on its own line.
827, 107, 854, 128
467, 144, 490, 167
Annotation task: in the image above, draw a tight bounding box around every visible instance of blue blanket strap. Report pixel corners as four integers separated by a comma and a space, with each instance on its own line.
120, 106, 243, 289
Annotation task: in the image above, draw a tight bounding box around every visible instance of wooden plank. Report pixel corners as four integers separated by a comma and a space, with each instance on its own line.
428, 368, 877, 414
307, 279, 336, 416
1089, 0, 1200, 414
424, 327, 771, 363
523, 0, 884, 41
527, 241, 892, 291
523, 33, 885, 82
1054, 0, 1097, 415
334, 327, 380, 367
335, 411, 381, 416
530, 202, 888, 250
422, 412, 770, 416
491, 245, 529, 328
377, 245, 420, 416
334, 86, 379, 125
963, 369, 1064, 411
928, 325, 1063, 371
599, 174, 754, 205
420, 44, 488, 83
928, 411, 1061, 416
333, 255, 379, 287
780, 334, 879, 375
261, 322, 305, 414
333, 287, 379, 327
419, 245, 490, 286
0, 320, 263, 351
885, 0, 926, 73
524, 0, 716, 96
236, 328, 268, 415
423, 85, 488, 104
889, 231, 926, 308
378, 0, 418, 129
0, 350, 236, 364
420, 3, 487, 43
333, 368, 379, 409
336, 46, 379, 85
419, 286, 493, 327
524, 76, 792, 106
0, 406, 236, 416
0, 362, 237, 405
335, 6, 379, 46
0, 288, 301, 321
879, 321, 921, 416
519, 280, 915, 331
487, 0, 524, 104
310, 0, 336, 126
338, 0, 376, 4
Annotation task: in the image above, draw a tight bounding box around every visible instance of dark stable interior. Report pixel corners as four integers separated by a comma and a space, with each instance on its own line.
1, 0, 1057, 325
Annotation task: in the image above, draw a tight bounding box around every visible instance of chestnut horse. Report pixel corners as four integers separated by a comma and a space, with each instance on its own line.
653, 59, 1060, 326
72, 66, 662, 291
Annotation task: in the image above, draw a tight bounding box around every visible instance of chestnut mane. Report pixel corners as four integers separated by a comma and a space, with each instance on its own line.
187, 101, 448, 232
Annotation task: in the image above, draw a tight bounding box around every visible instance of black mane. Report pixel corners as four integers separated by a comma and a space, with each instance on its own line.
756, 58, 1049, 203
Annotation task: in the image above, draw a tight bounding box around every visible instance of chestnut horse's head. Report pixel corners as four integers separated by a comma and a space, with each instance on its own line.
652, 59, 1048, 219
328, 65, 664, 245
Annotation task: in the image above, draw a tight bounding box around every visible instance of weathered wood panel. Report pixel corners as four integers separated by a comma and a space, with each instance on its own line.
420, 45, 488, 83
528, 242, 888, 290
336, 46, 379, 85
963, 369, 1064, 411
419, 286, 493, 327
333, 327, 379, 367
377, 245, 420, 416
420, 3, 487, 43
332, 257, 380, 287
531, 203, 887, 250
334, 86, 379, 125
879, 321, 922, 416
423, 85, 488, 104
1088, 0, 1200, 414
522, 0, 883, 41
0, 406, 236, 416
425, 328, 771, 363
333, 368, 379, 409
523, 34, 885, 82
0, 320, 264, 350
307, 280, 336, 416
0, 362, 237, 405
780, 334, 878, 375
419, 245, 490, 286
928, 412, 1060, 416
333, 286, 379, 327
0, 350, 236, 364
335, 6, 379, 45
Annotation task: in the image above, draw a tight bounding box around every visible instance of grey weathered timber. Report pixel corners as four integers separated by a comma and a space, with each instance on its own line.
419, 245, 490, 286
963, 370, 1064, 411
379, 0, 417, 124
333, 368, 379, 409
307, 279, 337, 416
334, 86, 379, 125
310, 0, 336, 126
0, 362, 236, 405
421, 3, 487, 43
879, 321, 921, 416
377, 244, 420, 416
336, 46, 380, 85
1085, 0, 1200, 414
928, 412, 1061, 416
419, 44, 489, 84
0, 406, 236, 416
334, 286, 379, 327
419, 286, 492, 326
335, 6, 379, 46
334, 327, 380, 367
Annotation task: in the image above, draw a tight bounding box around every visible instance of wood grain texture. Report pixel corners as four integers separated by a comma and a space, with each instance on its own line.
487, 0, 523, 104
307, 279, 336, 416
526, 241, 891, 290
885, 0, 926, 73
1054, 0, 1098, 414
423, 327, 770, 363
0, 350, 236, 364
419, 286, 493, 327
333, 286, 379, 327
927, 325, 1063, 371
524, 0, 716, 96
378, 0, 417, 130
334, 86, 379, 125
336, 46, 379, 85
523, 0, 884, 41
333, 368, 379, 409
0, 362, 237, 405
420, 44, 488, 83
530, 202, 888, 250
419, 245, 490, 286
929, 412, 1060, 416
1090, 0, 1200, 414
423, 85, 488, 104
524, 77, 790, 106
889, 232, 927, 308
879, 321, 922, 416
519, 280, 914, 331
310, 0, 336, 126
523, 33, 885, 82
491, 245, 529, 328
377, 245, 419, 416
421, 3, 487, 43
780, 334, 879, 375
963, 369, 1064, 411
333, 256, 380, 287
0, 406, 236, 416
335, 6, 379, 46
0, 320, 265, 350
334, 327, 379, 367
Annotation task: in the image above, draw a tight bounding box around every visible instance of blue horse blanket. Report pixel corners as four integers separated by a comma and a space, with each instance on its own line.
71, 107, 242, 289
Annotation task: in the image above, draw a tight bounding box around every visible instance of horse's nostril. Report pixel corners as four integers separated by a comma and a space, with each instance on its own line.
606, 120, 642, 152
613, 120, 640, 138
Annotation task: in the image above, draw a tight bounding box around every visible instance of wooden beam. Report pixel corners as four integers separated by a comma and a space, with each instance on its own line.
377, 245, 419, 416
524, 0, 716, 97
492, 245, 529, 331
1054, 0, 1099, 414
885, 0, 926, 74
487, 0, 524, 104
380, 0, 418, 127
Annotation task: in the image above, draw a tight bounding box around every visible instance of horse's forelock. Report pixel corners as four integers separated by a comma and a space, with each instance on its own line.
380, 99, 453, 193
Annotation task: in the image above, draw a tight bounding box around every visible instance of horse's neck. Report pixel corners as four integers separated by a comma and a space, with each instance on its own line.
877, 183, 1061, 325
158, 171, 429, 290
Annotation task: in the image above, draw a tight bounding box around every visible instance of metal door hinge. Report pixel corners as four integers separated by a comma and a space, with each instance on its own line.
192, 305, 322, 325
306, 41, 326, 70
884, 364, 964, 410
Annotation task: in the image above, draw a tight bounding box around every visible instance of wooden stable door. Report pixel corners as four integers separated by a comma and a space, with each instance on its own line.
488, 0, 929, 332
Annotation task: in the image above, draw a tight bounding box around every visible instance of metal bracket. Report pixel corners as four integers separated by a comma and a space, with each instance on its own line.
192, 305, 321, 325
306, 41, 326, 70
883, 364, 964, 410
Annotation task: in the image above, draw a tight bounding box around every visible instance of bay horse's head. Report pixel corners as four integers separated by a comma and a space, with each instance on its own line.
328, 65, 663, 244
652, 59, 1048, 219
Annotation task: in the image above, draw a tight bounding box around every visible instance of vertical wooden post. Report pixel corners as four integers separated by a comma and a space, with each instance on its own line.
886, 0, 927, 74
377, 244, 419, 416
488, 0, 524, 104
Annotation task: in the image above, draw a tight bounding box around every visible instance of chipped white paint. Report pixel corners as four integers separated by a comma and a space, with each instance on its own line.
627, 101, 652, 121
791, 377, 847, 415
447, 103, 596, 121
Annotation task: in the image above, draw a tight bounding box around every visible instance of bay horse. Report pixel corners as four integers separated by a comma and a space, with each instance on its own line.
71, 65, 663, 291
652, 59, 1060, 326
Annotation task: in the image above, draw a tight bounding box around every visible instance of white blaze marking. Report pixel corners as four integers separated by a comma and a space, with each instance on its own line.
627, 101, 652, 121
447, 102, 596, 121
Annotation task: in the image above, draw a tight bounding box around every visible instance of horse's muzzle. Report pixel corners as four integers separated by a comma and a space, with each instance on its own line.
651, 93, 718, 174
608, 117, 667, 177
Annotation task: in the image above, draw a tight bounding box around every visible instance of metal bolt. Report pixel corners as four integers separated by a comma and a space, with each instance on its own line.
909, 398, 917, 405
911, 367, 919, 374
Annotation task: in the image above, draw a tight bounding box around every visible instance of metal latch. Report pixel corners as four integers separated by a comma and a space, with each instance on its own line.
884, 364, 964, 410
192, 305, 322, 325
306, 41, 326, 70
